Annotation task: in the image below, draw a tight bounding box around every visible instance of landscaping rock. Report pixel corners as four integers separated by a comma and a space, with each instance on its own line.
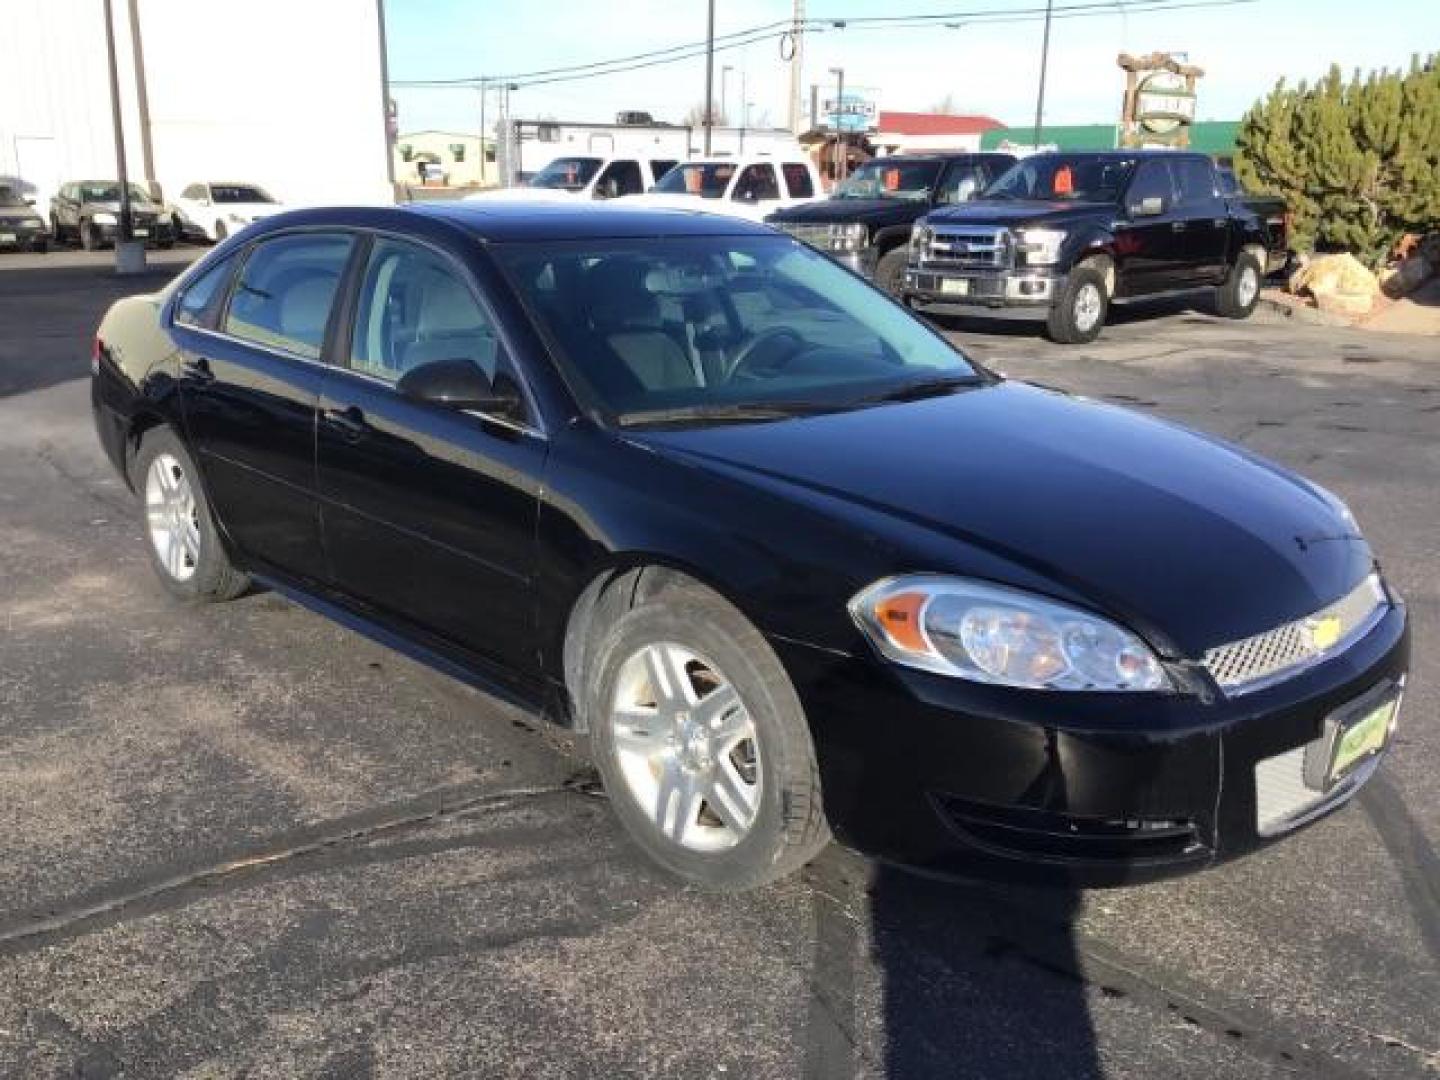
1292, 253, 1380, 317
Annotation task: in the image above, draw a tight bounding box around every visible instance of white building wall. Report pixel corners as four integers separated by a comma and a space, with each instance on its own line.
1, 0, 393, 214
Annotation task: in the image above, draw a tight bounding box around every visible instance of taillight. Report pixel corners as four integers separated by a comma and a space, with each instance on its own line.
92, 335, 103, 376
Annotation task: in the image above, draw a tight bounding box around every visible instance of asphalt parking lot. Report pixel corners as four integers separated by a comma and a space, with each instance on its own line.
0, 249, 1436, 1079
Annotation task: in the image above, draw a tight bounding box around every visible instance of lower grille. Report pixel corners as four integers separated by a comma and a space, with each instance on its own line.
934, 796, 1205, 864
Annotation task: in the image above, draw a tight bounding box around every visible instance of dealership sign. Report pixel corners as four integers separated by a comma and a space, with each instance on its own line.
1136, 71, 1197, 134
823, 90, 878, 133
1118, 52, 1204, 148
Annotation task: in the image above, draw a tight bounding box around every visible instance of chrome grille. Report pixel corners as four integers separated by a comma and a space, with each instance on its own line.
923, 227, 1011, 269
1203, 574, 1387, 694
777, 223, 833, 248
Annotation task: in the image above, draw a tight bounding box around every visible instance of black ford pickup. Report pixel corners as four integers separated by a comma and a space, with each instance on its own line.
765, 152, 1016, 294
904, 150, 1289, 343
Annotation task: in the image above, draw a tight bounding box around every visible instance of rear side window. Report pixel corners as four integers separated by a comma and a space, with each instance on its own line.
174, 254, 237, 329
782, 163, 814, 198
1173, 158, 1218, 205
596, 160, 645, 198
733, 164, 780, 202
649, 160, 678, 183
224, 233, 353, 359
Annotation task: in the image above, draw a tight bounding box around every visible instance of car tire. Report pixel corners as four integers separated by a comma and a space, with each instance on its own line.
1046, 262, 1109, 344
213, 220, 228, 243
132, 428, 250, 603
587, 579, 829, 891
874, 246, 908, 296
1216, 251, 1263, 319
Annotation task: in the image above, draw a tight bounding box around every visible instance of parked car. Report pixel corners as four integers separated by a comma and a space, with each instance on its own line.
466, 156, 679, 202
50, 181, 176, 250
905, 150, 1289, 343
623, 155, 822, 221
92, 203, 1407, 891
765, 153, 1016, 293
173, 181, 284, 242
0, 185, 49, 252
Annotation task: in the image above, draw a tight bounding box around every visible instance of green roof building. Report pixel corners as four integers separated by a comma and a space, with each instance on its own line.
981, 120, 1241, 158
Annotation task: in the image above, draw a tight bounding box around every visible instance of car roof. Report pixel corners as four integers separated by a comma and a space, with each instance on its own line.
263, 202, 780, 243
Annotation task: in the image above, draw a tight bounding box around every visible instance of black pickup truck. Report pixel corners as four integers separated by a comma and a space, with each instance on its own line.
764, 152, 1016, 294
904, 150, 1289, 343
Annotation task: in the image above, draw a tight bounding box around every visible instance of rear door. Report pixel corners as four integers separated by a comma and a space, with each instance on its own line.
315, 233, 547, 683
1169, 156, 1229, 285
173, 230, 355, 583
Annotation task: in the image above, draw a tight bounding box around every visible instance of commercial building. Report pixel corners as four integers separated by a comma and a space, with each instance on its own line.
871, 111, 1005, 155
395, 131, 495, 190
980, 120, 1242, 159
0, 0, 394, 215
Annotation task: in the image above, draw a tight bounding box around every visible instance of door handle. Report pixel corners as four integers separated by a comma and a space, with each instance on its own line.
1170, 221, 1188, 232
323, 405, 371, 441
181, 356, 215, 383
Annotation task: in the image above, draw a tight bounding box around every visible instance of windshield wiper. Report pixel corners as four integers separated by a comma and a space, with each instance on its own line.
852, 375, 985, 406
616, 402, 820, 428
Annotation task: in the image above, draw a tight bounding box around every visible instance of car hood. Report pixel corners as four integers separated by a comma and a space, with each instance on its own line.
928, 199, 1112, 228
631, 382, 1371, 657
83, 199, 163, 214
622, 193, 762, 220
767, 197, 925, 227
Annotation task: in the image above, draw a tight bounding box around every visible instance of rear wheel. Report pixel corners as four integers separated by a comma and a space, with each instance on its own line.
873, 246, 908, 296
1046, 262, 1108, 344
1216, 251, 1263, 319
133, 428, 249, 602
588, 579, 829, 890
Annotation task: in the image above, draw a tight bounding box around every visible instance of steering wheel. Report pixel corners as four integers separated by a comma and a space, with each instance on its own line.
727, 326, 806, 382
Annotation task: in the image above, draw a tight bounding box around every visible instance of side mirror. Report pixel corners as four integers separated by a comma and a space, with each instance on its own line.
397, 358, 520, 415
1129, 196, 1165, 217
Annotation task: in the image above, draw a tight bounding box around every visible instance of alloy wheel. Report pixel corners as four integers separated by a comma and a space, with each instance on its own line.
1237, 264, 1259, 307
609, 642, 762, 852
145, 453, 201, 582
1074, 283, 1103, 332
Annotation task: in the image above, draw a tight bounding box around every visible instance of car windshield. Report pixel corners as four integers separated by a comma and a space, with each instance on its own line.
211, 184, 274, 203
79, 182, 150, 203
0, 188, 27, 208
529, 157, 603, 191
495, 235, 983, 426
834, 159, 942, 201
984, 155, 1137, 202
651, 162, 736, 199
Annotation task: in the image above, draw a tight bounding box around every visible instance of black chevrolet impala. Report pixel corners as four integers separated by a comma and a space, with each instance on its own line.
91, 203, 1409, 890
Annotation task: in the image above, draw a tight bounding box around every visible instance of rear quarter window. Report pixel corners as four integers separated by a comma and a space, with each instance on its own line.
782, 163, 814, 198
174, 254, 238, 329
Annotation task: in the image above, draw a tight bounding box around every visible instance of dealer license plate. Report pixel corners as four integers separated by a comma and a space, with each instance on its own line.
940, 277, 970, 297
134, 228, 149, 237
0, 233, 14, 244
1329, 697, 1397, 783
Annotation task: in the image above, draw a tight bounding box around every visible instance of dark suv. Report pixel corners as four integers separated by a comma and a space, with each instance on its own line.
50, 181, 176, 251
0, 186, 49, 252
765, 153, 1016, 294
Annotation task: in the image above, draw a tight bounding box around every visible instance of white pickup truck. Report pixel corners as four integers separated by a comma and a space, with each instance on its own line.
622, 156, 824, 222
466, 155, 679, 203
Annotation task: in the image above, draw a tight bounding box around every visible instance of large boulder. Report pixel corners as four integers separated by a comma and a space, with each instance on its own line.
1292, 253, 1380, 317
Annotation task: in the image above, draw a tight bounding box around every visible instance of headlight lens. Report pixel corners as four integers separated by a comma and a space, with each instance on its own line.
93, 211, 117, 224
826, 221, 867, 252
1016, 228, 1066, 265
910, 223, 934, 254
849, 575, 1169, 691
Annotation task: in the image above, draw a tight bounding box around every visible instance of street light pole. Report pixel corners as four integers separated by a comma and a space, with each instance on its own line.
1032, 0, 1054, 148
703, 0, 716, 154
829, 66, 846, 185
721, 65, 732, 129
101, 0, 140, 272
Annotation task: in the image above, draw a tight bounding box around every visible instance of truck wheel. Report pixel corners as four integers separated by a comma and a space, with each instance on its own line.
1216, 251, 1263, 319
874, 247, 908, 296
1046, 264, 1108, 344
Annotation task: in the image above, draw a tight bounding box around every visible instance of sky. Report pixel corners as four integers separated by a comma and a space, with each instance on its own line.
384, 0, 1440, 136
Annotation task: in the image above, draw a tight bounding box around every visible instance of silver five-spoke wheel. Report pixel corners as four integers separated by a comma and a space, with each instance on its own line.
609, 642, 761, 852
1074, 282, 1103, 333
1237, 263, 1259, 308
145, 452, 200, 582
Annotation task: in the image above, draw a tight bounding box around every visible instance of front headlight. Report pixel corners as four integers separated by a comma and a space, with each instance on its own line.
909, 223, 933, 254
849, 575, 1170, 691
92, 211, 117, 225
1016, 228, 1066, 266
826, 221, 867, 252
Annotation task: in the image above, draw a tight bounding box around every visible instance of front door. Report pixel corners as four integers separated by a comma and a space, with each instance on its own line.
316, 235, 547, 684
174, 230, 355, 583
1114, 158, 1184, 297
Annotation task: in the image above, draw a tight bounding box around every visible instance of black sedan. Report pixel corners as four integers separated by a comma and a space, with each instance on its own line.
91, 203, 1409, 890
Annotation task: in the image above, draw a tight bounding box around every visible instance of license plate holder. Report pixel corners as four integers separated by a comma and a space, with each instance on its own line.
940, 277, 970, 297
1303, 681, 1400, 791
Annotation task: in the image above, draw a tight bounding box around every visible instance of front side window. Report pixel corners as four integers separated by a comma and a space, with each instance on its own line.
1172, 159, 1217, 206
733, 164, 780, 202
935, 163, 984, 205
529, 157, 602, 191
350, 238, 501, 386
595, 160, 644, 198
223, 233, 353, 359
174, 253, 238, 329
652, 162, 735, 199
495, 236, 980, 424
985, 155, 1137, 202
1126, 160, 1175, 212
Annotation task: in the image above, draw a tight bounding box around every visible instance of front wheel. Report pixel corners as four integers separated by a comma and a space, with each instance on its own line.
588, 581, 829, 891
1216, 251, 1263, 319
133, 428, 250, 602
873, 246, 909, 297
1046, 263, 1109, 344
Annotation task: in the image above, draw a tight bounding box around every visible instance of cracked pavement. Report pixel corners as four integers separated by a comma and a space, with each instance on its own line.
0, 252, 1436, 1078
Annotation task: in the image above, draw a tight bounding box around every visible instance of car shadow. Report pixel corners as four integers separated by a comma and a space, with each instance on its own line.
923, 293, 1218, 342
802, 850, 1098, 1078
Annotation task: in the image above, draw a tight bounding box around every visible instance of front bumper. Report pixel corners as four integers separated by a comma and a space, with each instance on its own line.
0, 224, 48, 248
92, 218, 176, 245
774, 598, 1409, 886
904, 265, 1064, 319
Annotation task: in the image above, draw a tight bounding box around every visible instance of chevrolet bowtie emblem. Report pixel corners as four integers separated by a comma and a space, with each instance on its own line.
1307, 614, 1343, 651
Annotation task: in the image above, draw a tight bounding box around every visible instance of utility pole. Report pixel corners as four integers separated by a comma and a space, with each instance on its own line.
703, 0, 716, 154
739, 70, 748, 154
788, 0, 805, 134
125, 0, 156, 197
830, 67, 846, 184
721, 65, 733, 129
477, 81, 488, 186
101, 0, 140, 272
1032, 0, 1054, 149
